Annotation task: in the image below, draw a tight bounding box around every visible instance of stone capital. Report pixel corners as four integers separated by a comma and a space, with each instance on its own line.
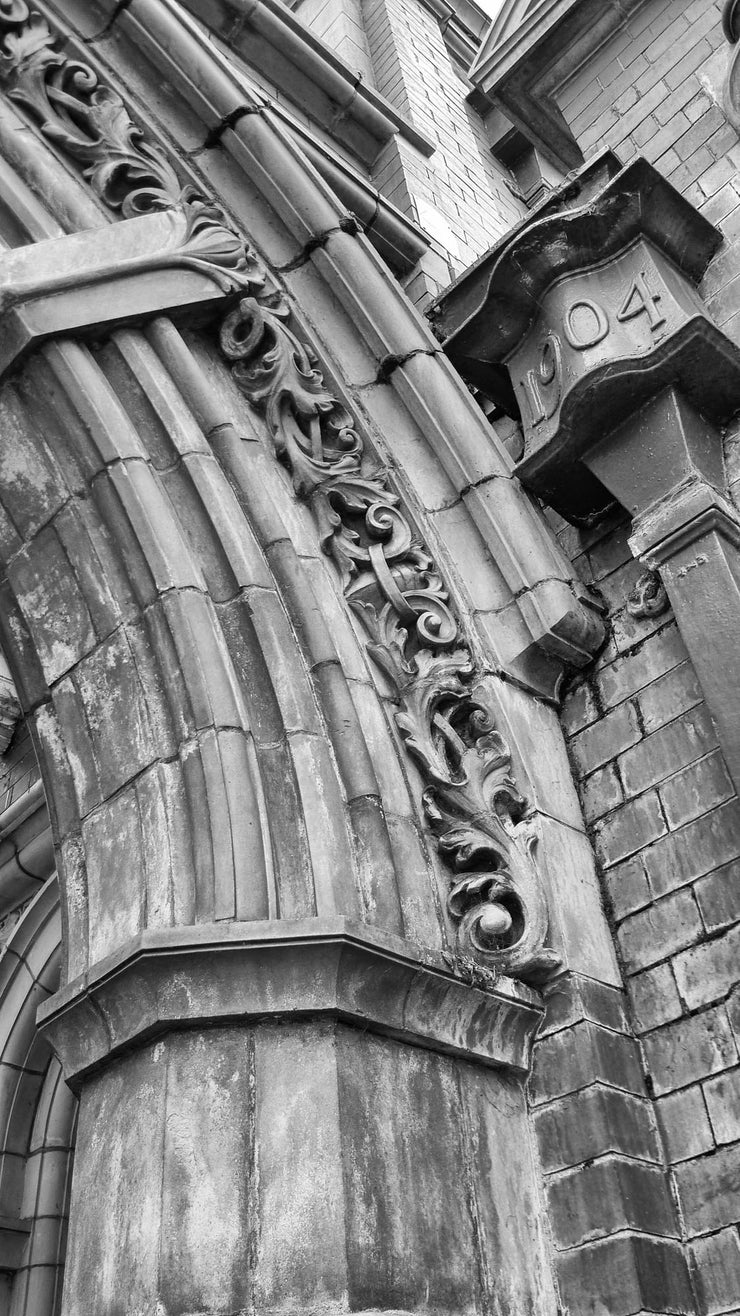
37, 918, 544, 1090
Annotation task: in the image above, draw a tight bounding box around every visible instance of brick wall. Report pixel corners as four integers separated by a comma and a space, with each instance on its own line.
556, 503, 740, 1312
363, 0, 524, 299
294, 0, 376, 84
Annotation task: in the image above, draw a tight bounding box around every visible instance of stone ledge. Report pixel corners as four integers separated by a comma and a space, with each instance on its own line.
37, 918, 544, 1087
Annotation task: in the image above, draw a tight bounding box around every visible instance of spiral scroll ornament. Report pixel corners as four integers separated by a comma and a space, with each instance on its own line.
221, 298, 561, 987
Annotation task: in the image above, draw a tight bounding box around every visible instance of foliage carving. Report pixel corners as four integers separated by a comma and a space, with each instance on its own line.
0, 6, 264, 294
221, 297, 561, 986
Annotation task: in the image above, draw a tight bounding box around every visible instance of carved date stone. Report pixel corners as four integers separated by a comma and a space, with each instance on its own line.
434, 154, 740, 522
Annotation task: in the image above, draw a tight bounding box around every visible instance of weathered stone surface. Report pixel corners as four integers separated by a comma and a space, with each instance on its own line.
38, 919, 544, 1084
594, 790, 668, 867
4, 1, 739, 1311
642, 1004, 738, 1097
534, 1087, 661, 1174
556, 1232, 695, 1316
628, 961, 684, 1034
530, 1019, 644, 1104
691, 1227, 740, 1316
546, 1155, 677, 1249
60, 1019, 558, 1316
674, 1142, 740, 1234
617, 887, 704, 975
656, 1085, 715, 1163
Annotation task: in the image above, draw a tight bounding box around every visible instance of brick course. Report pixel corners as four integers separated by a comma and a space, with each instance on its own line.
560, 514, 740, 1274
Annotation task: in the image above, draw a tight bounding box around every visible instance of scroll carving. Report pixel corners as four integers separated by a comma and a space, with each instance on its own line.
626, 569, 669, 621
221, 297, 561, 986
0, 2, 560, 986
0, 7, 264, 297
0, 3, 182, 215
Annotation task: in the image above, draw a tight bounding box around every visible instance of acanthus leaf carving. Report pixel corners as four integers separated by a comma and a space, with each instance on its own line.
220, 297, 562, 988
0, 8, 264, 301
0, 4, 183, 216
155, 196, 266, 294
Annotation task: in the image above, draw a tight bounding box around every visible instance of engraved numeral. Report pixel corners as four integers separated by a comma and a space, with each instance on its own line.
520, 332, 562, 427
616, 272, 666, 332
563, 298, 610, 350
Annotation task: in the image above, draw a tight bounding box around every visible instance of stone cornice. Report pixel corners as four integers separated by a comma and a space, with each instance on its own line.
469, 0, 649, 170
37, 918, 545, 1087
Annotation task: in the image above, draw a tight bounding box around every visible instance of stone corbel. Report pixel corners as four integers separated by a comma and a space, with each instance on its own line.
434, 154, 740, 793
0, 199, 262, 376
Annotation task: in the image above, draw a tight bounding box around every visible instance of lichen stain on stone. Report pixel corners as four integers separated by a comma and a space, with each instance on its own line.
16, 568, 92, 680
0, 404, 57, 509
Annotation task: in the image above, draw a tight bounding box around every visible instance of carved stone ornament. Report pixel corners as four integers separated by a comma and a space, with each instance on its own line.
0, 1, 560, 986
220, 298, 561, 985
0, 1, 182, 215
433, 155, 740, 523
0, 3, 264, 323
626, 569, 669, 621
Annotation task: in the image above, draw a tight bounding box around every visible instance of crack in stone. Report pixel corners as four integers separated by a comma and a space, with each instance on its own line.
375, 347, 442, 383
276, 214, 361, 271
196, 105, 263, 153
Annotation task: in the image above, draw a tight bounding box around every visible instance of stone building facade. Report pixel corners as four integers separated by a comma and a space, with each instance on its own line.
0, 0, 738, 1314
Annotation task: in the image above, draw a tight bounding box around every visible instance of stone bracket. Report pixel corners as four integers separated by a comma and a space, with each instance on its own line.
0, 201, 261, 377
36, 918, 544, 1088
